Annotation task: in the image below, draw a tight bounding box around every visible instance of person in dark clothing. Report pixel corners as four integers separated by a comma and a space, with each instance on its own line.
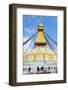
37, 66, 39, 72
28, 67, 31, 72
41, 67, 44, 71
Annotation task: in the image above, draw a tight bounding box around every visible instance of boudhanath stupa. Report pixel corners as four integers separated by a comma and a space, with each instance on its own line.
23, 22, 57, 74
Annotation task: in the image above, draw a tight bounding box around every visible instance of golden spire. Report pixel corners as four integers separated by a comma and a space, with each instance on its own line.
35, 22, 47, 48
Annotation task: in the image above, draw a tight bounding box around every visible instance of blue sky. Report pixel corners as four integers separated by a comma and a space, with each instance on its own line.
23, 15, 57, 52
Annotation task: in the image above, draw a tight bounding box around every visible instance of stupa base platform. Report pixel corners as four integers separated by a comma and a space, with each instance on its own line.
23, 60, 57, 75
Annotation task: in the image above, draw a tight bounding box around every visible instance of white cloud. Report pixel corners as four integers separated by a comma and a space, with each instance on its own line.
23, 36, 28, 42
24, 27, 37, 35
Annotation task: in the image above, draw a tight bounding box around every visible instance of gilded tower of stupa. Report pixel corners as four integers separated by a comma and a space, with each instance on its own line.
23, 22, 57, 74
